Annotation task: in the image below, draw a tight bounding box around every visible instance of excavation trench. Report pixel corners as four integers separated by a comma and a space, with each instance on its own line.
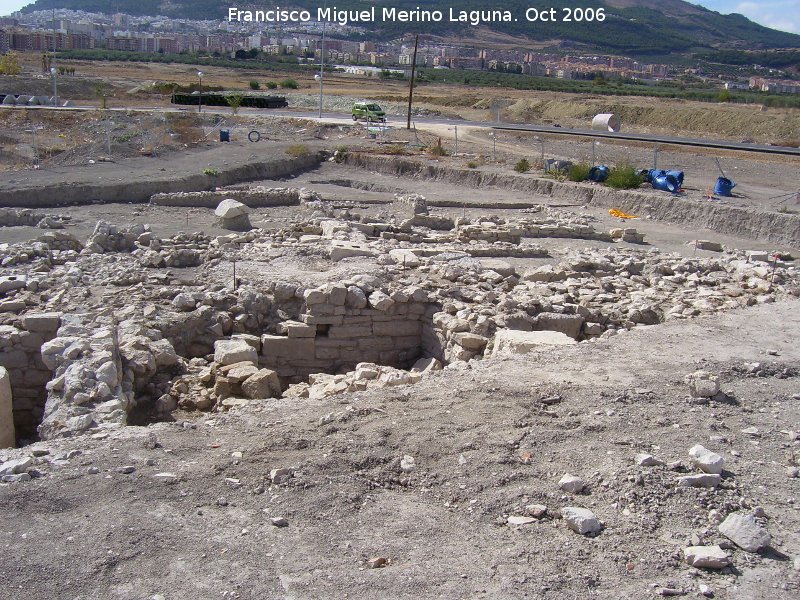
342, 153, 800, 247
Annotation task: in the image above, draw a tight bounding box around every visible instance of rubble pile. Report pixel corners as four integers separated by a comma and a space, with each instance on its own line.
0, 201, 798, 443
0, 207, 70, 229
149, 186, 320, 208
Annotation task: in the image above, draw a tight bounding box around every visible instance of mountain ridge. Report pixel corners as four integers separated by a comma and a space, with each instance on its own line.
15, 0, 800, 56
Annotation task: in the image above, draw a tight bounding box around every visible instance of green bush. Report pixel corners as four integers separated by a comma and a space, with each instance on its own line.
265, 81, 278, 89
466, 160, 479, 169
514, 158, 531, 173
280, 78, 299, 89
427, 144, 448, 157
203, 167, 219, 176
567, 163, 591, 182
249, 80, 260, 90
606, 163, 645, 189
384, 144, 408, 155
286, 144, 310, 157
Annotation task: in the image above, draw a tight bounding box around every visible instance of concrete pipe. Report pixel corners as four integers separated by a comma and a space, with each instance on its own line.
592, 113, 621, 132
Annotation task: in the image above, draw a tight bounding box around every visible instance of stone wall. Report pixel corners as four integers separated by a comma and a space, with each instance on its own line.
342, 153, 800, 247
0, 313, 60, 443
150, 187, 319, 208
260, 282, 439, 382
0, 208, 69, 229
0, 367, 13, 448
392, 193, 428, 218
0, 153, 323, 208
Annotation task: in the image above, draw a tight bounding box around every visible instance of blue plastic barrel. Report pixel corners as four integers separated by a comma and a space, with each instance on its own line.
588, 165, 610, 182
220, 129, 230, 142
666, 170, 684, 187
652, 174, 680, 193
714, 177, 735, 196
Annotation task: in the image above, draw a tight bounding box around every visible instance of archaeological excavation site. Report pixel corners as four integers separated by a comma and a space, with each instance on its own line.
1, 129, 799, 600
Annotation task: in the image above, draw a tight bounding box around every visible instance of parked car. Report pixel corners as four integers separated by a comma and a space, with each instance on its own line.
352, 102, 386, 123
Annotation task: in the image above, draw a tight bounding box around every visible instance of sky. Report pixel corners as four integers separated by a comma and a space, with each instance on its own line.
0, 0, 799, 33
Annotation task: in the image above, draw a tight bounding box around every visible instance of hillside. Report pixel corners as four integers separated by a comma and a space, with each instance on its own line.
19, 0, 800, 56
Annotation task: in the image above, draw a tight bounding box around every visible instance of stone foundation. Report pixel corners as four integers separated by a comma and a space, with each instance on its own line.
0, 313, 60, 443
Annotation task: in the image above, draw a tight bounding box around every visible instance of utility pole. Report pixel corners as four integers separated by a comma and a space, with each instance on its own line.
406, 34, 419, 130
197, 71, 203, 113
318, 1, 327, 118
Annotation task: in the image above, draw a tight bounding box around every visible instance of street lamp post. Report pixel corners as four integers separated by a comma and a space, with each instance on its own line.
489, 132, 496, 161
197, 71, 203, 113
50, 67, 58, 106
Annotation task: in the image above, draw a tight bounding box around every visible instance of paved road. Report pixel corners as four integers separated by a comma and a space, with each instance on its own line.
3, 103, 799, 157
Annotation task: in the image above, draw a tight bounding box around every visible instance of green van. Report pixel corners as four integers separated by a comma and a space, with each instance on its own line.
351, 101, 386, 123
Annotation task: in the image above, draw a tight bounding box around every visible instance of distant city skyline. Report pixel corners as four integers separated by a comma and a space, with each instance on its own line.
1, 1, 798, 33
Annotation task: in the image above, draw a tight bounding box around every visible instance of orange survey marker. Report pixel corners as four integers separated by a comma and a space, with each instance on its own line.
608, 208, 638, 219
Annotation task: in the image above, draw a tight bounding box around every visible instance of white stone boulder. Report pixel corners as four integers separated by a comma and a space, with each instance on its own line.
491, 329, 576, 357
687, 371, 720, 398
559, 473, 585, 493
214, 339, 258, 367
718, 512, 771, 553
562, 507, 602, 535
683, 545, 730, 569
215, 199, 251, 231
689, 444, 725, 475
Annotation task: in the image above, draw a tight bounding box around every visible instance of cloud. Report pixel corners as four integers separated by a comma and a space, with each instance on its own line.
734, 1, 800, 33
690, 1, 800, 33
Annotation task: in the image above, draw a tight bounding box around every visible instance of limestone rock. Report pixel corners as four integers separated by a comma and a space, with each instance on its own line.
636, 453, 664, 467
0, 457, 32, 476
559, 473, 585, 493
687, 371, 720, 398
683, 545, 730, 569
215, 199, 249, 219
689, 444, 725, 475
368, 290, 394, 312
508, 516, 537, 526
241, 369, 281, 399
677, 474, 721, 488
562, 507, 602, 535
718, 512, 771, 553
213, 339, 257, 367
491, 329, 576, 357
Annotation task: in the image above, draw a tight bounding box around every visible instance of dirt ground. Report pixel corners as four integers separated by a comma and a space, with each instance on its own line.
1, 300, 798, 600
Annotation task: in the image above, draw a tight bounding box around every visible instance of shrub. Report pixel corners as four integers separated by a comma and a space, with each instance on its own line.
280, 78, 298, 89
0, 51, 22, 75
285, 144, 310, 157
606, 162, 645, 189
466, 160, 479, 169
514, 158, 531, 173
385, 144, 408, 155
427, 144, 448, 157
265, 81, 278, 89
203, 167, 219, 176
567, 162, 591, 182
249, 80, 260, 90
333, 146, 348, 162
225, 93, 244, 115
